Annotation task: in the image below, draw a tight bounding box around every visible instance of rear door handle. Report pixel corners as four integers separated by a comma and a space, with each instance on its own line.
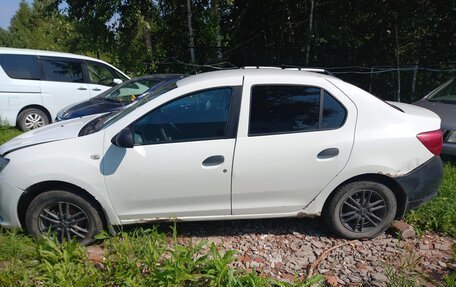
92, 88, 102, 91
77, 87, 87, 90
202, 155, 224, 166
317, 148, 339, 159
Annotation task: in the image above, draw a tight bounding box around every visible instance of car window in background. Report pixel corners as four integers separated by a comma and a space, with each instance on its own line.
101, 78, 164, 103
80, 79, 180, 135
0, 54, 40, 80
428, 79, 456, 103
133, 87, 232, 145
41, 58, 84, 83
113, 69, 129, 82
86, 61, 117, 86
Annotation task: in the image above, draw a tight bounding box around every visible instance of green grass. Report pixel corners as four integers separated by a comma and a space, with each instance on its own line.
444, 244, 456, 286
0, 126, 22, 145
0, 227, 323, 287
406, 161, 456, 237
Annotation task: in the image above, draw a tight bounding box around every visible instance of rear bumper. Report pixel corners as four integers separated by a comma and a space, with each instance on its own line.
395, 156, 443, 213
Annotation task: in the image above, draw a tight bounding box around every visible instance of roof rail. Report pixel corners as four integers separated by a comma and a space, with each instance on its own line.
240, 66, 334, 76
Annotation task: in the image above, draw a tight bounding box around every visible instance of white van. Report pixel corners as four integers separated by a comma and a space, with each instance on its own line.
0, 48, 129, 131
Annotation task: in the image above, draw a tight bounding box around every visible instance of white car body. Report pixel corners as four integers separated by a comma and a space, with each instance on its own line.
0, 47, 129, 129
0, 69, 443, 241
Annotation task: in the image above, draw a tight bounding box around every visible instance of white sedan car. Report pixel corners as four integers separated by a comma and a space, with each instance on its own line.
0, 69, 444, 244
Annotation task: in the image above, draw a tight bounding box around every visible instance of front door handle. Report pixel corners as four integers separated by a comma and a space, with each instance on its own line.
202, 155, 225, 166
317, 148, 339, 159
77, 87, 87, 90
92, 88, 102, 91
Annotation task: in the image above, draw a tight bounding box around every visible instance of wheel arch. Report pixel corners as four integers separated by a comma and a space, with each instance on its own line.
18, 181, 110, 231
17, 105, 52, 125
322, 173, 408, 219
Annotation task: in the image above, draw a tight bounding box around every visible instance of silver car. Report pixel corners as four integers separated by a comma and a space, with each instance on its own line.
414, 78, 456, 156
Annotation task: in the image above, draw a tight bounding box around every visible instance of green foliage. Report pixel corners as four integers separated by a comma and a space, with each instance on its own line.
0, 226, 324, 287
384, 251, 428, 287
0, 125, 22, 145
2, 0, 78, 52
34, 236, 103, 286
1, 0, 455, 103
406, 162, 456, 237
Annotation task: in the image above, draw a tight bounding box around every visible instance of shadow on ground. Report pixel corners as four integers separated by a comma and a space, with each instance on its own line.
119, 217, 332, 238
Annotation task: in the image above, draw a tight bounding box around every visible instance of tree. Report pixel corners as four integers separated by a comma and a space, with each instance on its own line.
2, 0, 77, 52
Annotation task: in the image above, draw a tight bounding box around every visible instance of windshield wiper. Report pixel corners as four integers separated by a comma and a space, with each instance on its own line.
428, 99, 456, 104
103, 98, 121, 103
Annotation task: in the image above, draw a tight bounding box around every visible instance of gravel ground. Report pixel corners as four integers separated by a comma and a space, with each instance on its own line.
169, 218, 455, 286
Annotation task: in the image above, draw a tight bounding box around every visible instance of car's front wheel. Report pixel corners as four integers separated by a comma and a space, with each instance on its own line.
324, 181, 397, 239
25, 190, 103, 245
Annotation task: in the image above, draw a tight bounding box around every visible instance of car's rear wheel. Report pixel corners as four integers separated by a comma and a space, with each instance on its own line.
17, 108, 49, 131
324, 181, 397, 239
25, 190, 103, 245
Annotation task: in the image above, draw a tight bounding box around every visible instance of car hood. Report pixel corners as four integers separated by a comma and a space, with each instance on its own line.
58, 98, 123, 120
413, 99, 456, 130
0, 114, 101, 156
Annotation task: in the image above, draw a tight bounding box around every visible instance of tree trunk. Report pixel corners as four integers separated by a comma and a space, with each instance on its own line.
394, 14, 401, 102
144, 29, 152, 51
411, 59, 419, 100
186, 0, 196, 63
211, 0, 222, 60
305, 0, 315, 66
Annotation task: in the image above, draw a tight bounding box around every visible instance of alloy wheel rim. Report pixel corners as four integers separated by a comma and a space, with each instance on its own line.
38, 202, 90, 242
24, 113, 45, 129
339, 189, 387, 233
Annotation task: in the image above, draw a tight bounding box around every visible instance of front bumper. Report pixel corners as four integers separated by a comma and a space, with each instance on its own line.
395, 156, 443, 212
442, 142, 456, 156
0, 175, 24, 228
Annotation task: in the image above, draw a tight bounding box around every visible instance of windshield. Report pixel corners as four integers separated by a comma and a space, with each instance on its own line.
95, 77, 169, 104
79, 79, 179, 136
427, 79, 456, 104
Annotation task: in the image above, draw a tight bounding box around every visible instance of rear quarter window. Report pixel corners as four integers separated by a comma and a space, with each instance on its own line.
0, 54, 41, 80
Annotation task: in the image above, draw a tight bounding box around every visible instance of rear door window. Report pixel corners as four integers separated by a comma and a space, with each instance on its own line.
40, 57, 84, 83
249, 85, 346, 136
0, 54, 40, 80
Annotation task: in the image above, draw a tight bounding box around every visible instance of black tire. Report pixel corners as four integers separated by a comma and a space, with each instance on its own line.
323, 181, 397, 239
25, 190, 104, 245
17, 108, 49, 131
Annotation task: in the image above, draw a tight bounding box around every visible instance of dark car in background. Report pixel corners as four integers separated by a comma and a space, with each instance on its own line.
56, 74, 183, 121
414, 78, 456, 156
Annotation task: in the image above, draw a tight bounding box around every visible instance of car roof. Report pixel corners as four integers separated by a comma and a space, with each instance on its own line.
133, 74, 184, 81
0, 47, 115, 65
177, 68, 334, 87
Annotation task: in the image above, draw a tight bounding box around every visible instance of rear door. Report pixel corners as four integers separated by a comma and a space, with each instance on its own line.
39, 56, 91, 120
232, 76, 357, 215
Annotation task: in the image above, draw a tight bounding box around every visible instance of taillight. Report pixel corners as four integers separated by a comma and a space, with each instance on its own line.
417, 130, 442, 156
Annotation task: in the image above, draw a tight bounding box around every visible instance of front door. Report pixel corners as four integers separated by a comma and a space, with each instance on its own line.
232, 77, 357, 215
103, 87, 238, 221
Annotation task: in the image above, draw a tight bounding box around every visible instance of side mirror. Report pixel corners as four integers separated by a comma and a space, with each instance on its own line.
111, 128, 133, 148
113, 78, 123, 85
